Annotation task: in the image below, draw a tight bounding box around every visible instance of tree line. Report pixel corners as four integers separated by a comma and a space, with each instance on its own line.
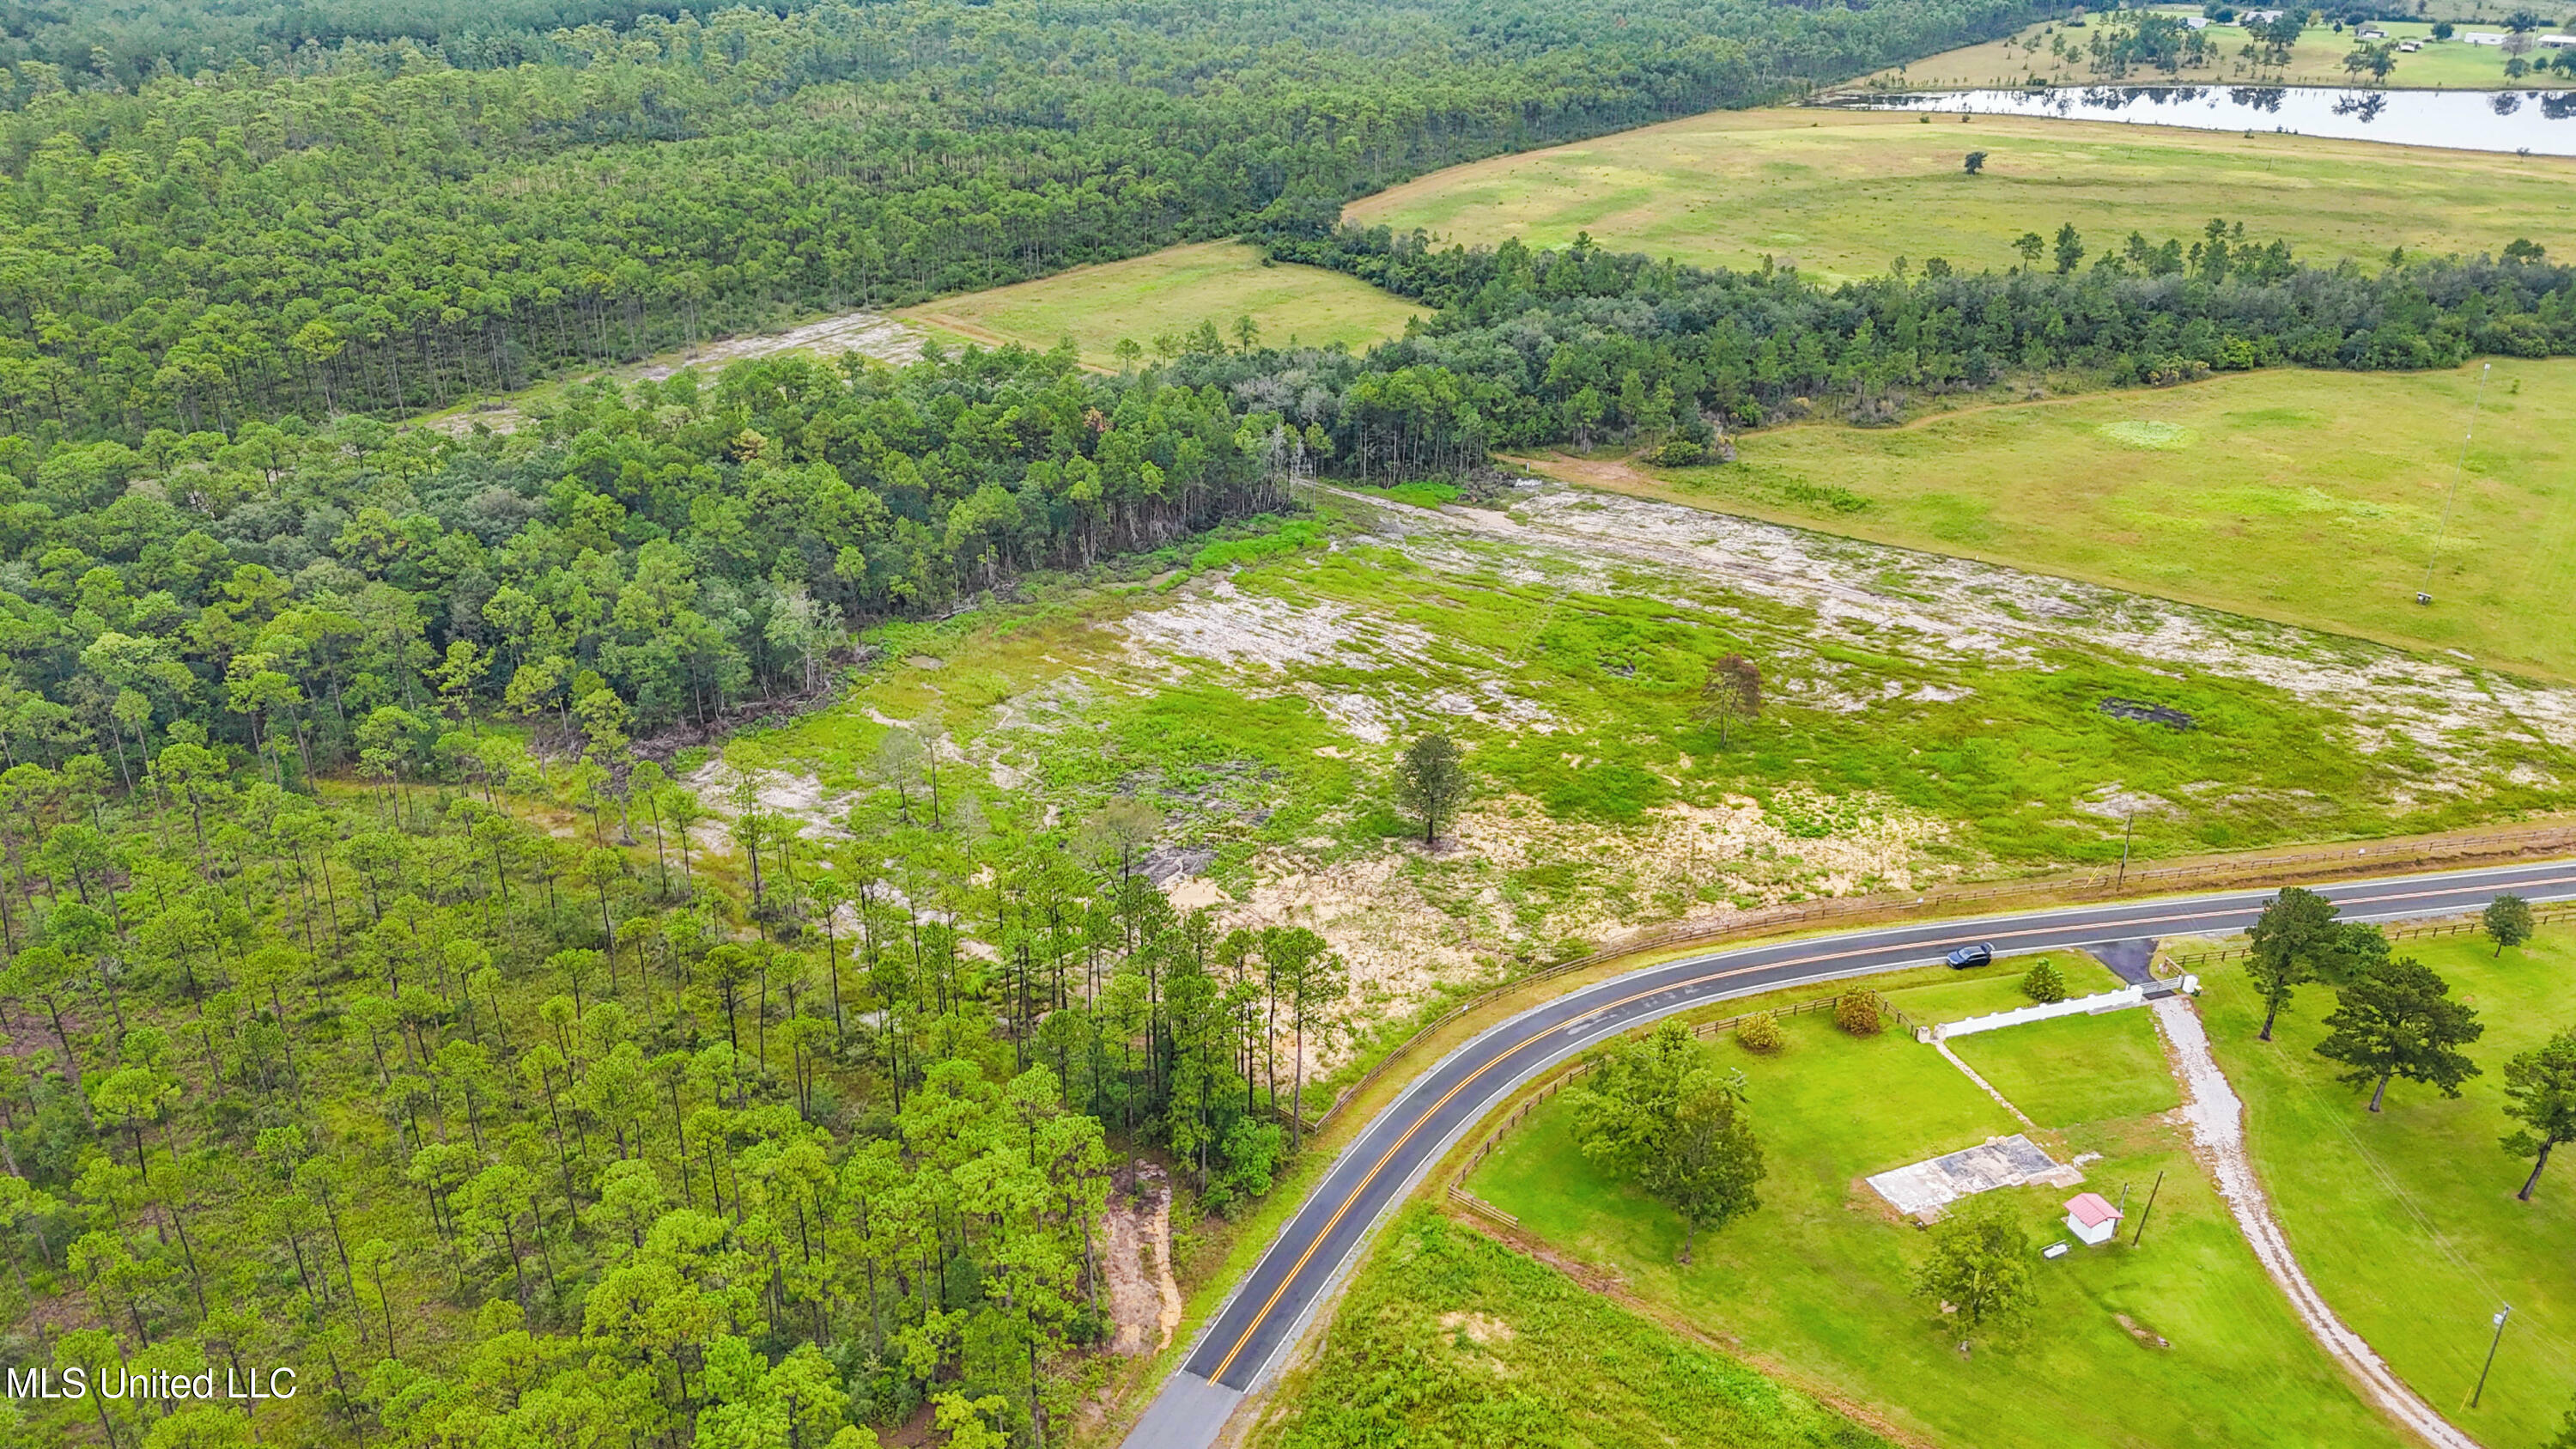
0, 0, 2050, 440
1224, 219, 2573, 458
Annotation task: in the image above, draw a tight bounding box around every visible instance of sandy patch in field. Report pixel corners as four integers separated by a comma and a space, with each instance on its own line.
1209, 792, 1947, 1073
1117, 576, 1563, 743
683, 758, 851, 837
1348, 482, 2576, 777
633, 309, 924, 380
421, 308, 924, 437
1120, 578, 1437, 674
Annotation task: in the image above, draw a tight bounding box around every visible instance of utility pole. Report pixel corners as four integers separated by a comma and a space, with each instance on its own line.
2129, 1171, 2164, 1247
2418, 362, 2489, 606
2117, 812, 2135, 888
2471, 1305, 2510, 1409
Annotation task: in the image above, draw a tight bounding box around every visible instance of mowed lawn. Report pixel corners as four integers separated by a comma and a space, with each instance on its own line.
898, 240, 1420, 368
2200, 928, 2576, 1448
1880, 952, 2123, 1026
1348, 107, 2576, 283
1469, 1011, 2409, 1449
1628, 360, 2576, 681
1947, 1008, 2184, 1129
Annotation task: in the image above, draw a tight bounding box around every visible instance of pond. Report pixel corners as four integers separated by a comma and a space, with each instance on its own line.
1826, 85, 2576, 155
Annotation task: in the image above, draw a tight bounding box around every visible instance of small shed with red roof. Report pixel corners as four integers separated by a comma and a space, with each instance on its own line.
2063, 1191, 2123, 1246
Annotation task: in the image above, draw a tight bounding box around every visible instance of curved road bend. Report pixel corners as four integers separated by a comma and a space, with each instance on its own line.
1119, 858, 2576, 1449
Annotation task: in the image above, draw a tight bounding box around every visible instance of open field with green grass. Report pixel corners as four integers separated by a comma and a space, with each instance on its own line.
2200, 927, 2576, 1447
1881, 953, 2123, 1026
733, 484, 2576, 1066
1872, 11, 2576, 93
1467, 1009, 2410, 1449
1619, 359, 2576, 682
1250, 1208, 1885, 1449
897, 240, 1421, 368
1948, 1008, 2184, 1128
1347, 107, 2576, 283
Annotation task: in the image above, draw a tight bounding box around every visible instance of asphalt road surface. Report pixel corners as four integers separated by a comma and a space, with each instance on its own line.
1118, 858, 2576, 1449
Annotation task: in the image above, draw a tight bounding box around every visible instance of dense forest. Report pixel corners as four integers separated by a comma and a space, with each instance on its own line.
0, 0, 2050, 440
1230, 220, 2574, 464
0, 715, 1347, 1447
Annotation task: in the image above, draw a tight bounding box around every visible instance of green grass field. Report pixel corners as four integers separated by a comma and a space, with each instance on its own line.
1880, 953, 2123, 1026
1251, 1208, 1885, 1448
2199, 928, 2576, 1448
1348, 107, 2576, 283
1947, 1009, 2184, 1128
897, 240, 1421, 368
1877, 12, 2576, 92
1468, 1011, 2409, 1449
1622, 359, 2576, 681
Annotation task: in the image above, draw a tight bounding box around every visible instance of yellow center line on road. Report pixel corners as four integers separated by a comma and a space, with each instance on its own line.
1197, 868, 2576, 1384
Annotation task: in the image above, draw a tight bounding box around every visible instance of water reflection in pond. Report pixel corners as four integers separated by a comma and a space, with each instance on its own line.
1827, 86, 2576, 155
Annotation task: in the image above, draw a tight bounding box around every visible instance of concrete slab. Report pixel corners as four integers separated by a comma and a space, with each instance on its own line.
1866, 1133, 2083, 1219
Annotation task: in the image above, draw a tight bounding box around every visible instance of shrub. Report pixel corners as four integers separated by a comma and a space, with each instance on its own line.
1834, 992, 1883, 1037
2021, 959, 2068, 1003
1735, 1011, 1783, 1054
1649, 437, 1707, 466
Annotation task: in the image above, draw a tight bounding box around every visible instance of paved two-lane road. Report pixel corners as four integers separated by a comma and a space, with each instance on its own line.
1121, 858, 2576, 1449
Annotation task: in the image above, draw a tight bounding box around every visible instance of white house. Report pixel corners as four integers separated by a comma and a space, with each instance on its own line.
2543, 33, 2576, 46
2357, 26, 2387, 39
2063, 1192, 2123, 1246
2464, 31, 2506, 45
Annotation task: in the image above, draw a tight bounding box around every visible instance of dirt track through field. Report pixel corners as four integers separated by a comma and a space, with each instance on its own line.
2150, 996, 2479, 1449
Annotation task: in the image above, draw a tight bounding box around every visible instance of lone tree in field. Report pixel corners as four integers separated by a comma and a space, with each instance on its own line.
1571, 1019, 1765, 1263
1963, 149, 1989, 174
2020, 959, 2067, 1004
2246, 886, 2341, 1040
1696, 654, 1763, 749
1911, 1202, 2035, 1351
2484, 892, 2536, 958
2053, 222, 2085, 274
2315, 956, 2483, 1113
2501, 1026, 2576, 1201
1395, 730, 1471, 847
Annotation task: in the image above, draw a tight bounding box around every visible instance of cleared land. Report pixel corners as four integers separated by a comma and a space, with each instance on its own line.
898, 240, 1421, 368
738, 483, 2576, 1076
1467, 1008, 2410, 1449
1251, 1208, 1884, 1448
1347, 107, 2576, 282
1594, 360, 2576, 681
2198, 928, 2576, 1448
1875, 12, 2576, 92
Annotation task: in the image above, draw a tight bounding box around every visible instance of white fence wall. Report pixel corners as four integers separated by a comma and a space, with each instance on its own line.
1929, 977, 2199, 1041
